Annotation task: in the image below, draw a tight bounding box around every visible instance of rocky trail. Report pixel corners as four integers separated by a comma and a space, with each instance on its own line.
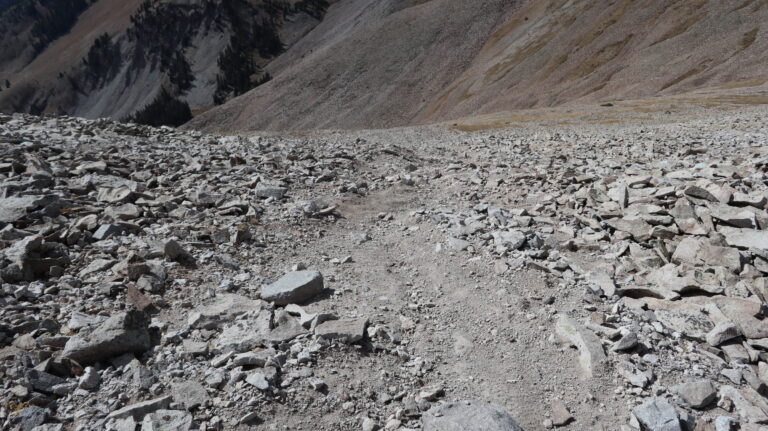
3, 105, 768, 431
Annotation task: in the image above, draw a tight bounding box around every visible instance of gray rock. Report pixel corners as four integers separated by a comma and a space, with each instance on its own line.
351, 232, 371, 244
93, 224, 127, 241
632, 397, 681, 431
216, 309, 273, 352
67, 312, 108, 331
260, 270, 324, 305
170, 381, 209, 410
163, 239, 192, 262
721, 226, 768, 251
551, 400, 573, 426
448, 237, 471, 251
26, 369, 65, 394
62, 310, 151, 364
672, 380, 717, 409
78, 366, 100, 390
422, 400, 522, 431
97, 186, 134, 204
706, 322, 742, 347
315, 318, 368, 344
106, 396, 172, 421
0, 235, 68, 282
709, 203, 758, 229
605, 217, 653, 242
255, 186, 287, 199
612, 331, 639, 352
245, 372, 270, 390
0, 195, 61, 224
141, 410, 193, 431
491, 230, 526, 252
187, 293, 263, 329
555, 315, 606, 378
719, 385, 768, 423
104, 203, 141, 220
13, 406, 49, 431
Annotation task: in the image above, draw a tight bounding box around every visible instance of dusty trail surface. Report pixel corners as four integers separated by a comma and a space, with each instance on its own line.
3, 102, 768, 430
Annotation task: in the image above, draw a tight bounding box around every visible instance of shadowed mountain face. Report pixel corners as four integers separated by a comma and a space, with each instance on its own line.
0, 0, 20, 11
1, 0, 767, 130
0, 0, 331, 123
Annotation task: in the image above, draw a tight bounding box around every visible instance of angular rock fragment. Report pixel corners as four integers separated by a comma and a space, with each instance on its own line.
721, 227, 768, 251
672, 380, 717, 409
260, 270, 324, 305
555, 315, 606, 378
315, 318, 368, 344
255, 185, 287, 199
632, 397, 681, 431
97, 186, 134, 204
706, 322, 742, 347
106, 396, 172, 421
62, 310, 151, 364
605, 217, 653, 242
719, 385, 768, 423
141, 410, 193, 431
422, 400, 523, 431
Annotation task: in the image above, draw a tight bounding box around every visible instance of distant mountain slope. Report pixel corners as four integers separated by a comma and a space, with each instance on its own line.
187, 0, 768, 132
1, 0, 767, 130
0, 0, 332, 123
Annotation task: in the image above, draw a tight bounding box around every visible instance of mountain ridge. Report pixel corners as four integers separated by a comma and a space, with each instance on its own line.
187, 0, 768, 132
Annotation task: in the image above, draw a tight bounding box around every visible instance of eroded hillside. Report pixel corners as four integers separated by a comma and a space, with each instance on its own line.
188, 0, 768, 132
0, 0, 331, 123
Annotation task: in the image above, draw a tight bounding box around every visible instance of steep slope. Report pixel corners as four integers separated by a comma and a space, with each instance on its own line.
188, 0, 768, 132
0, 0, 332, 122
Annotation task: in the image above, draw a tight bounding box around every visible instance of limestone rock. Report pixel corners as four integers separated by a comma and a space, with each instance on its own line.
555, 315, 606, 378
62, 310, 151, 364
422, 400, 523, 431
260, 270, 324, 305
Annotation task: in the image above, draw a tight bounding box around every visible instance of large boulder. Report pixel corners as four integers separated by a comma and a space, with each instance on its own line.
632, 397, 681, 431
422, 400, 523, 431
260, 270, 324, 305
0, 195, 62, 225
62, 310, 151, 364
0, 235, 69, 282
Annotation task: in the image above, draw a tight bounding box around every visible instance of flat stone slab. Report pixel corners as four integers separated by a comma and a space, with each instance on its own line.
62, 310, 150, 365
721, 226, 768, 250
314, 318, 368, 344
632, 397, 681, 431
672, 380, 716, 409
106, 396, 172, 421
422, 400, 523, 431
555, 315, 606, 378
260, 270, 323, 305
